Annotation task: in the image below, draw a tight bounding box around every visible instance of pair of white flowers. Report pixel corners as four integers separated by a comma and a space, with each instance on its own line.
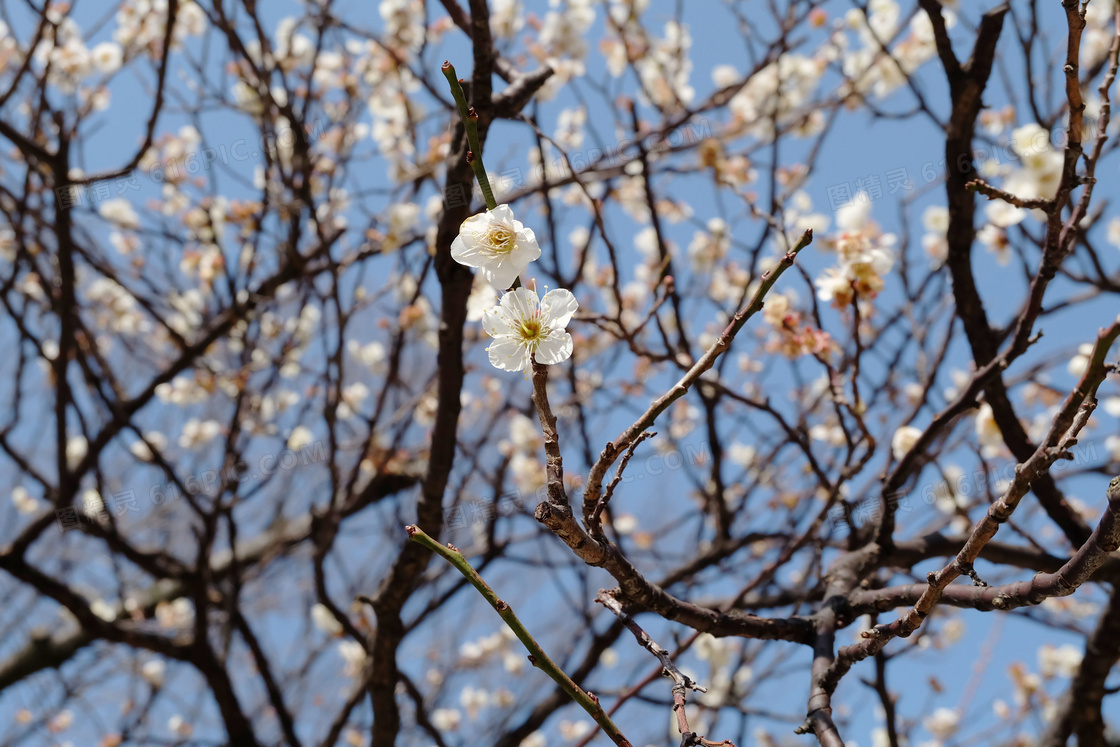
451, 204, 577, 372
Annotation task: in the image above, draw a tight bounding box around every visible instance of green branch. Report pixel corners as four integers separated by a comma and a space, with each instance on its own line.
406, 525, 633, 747
442, 61, 497, 211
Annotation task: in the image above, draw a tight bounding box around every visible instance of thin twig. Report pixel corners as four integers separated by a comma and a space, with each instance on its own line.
596, 590, 737, 747
821, 317, 1120, 692
442, 61, 497, 210
589, 431, 656, 537
406, 525, 635, 747
580, 229, 814, 525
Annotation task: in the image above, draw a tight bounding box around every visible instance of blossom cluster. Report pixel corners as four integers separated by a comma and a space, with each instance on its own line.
815, 194, 896, 309
451, 204, 578, 373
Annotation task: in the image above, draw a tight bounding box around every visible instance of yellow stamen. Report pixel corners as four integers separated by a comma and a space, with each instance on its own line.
518, 317, 543, 342
485, 224, 516, 255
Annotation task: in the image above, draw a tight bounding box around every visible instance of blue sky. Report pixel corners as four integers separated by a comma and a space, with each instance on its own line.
2, 0, 1120, 745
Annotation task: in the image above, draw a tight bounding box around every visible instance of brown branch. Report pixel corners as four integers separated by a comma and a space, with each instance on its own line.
924, 0, 1094, 551
596, 590, 736, 747
964, 178, 1051, 210
1040, 585, 1120, 746
580, 229, 813, 526
67, 0, 179, 185
367, 64, 479, 741
589, 430, 655, 537
823, 318, 1120, 692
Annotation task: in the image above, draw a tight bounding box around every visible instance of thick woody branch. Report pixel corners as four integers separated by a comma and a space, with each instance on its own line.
493, 65, 556, 118
1040, 586, 1120, 747
530, 361, 612, 565
916, 0, 961, 79
368, 57, 480, 742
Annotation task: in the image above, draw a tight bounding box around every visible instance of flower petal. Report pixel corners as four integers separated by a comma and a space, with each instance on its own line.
481, 305, 515, 338
539, 289, 578, 329
514, 226, 542, 263
451, 234, 483, 268
534, 331, 573, 365
490, 204, 515, 223
461, 212, 490, 234
483, 260, 523, 290
488, 337, 529, 371
501, 287, 540, 320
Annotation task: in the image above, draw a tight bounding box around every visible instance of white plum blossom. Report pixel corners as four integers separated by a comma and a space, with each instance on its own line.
891, 425, 922, 460
99, 198, 140, 229
451, 205, 541, 289
466, 278, 499, 322
66, 435, 88, 468
47, 710, 73, 733
1068, 343, 1094, 377
728, 442, 757, 468
337, 640, 366, 677
1039, 643, 1082, 678
977, 223, 1012, 265
688, 218, 731, 273
287, 425, 314, 450
815, 194, 895, 308
975, 402, 1003, 458
156, 598, 194, 630
338, 382, 369, 419
921, 205, 949, 265
1107, 217, 1120, 249
90, 598, 117, 621
379, 0, 426, 51
612, 514, 637, 534
179, 418, 222, 449
482, 288, 578, 372
130, 431, 168, 461
460, 686, 489, 720
311, 603, 344, 636
11, 486, 39, 515
348, 340, 387, 375
520, 733, 546, 747
1104, 396, 1120, 417
989, 124, 1064, 224
559, 720, 591, 741
728, 53, 824, 138
141, 659, 166, 687
923, 706, 959, 740
840, 0, 954, 99
92, 41, 124, 74
381, 202, 420, 252
431, 708, 461, 732
986, 199, 1026, 230
490, 0, 524, 38
168, 715, 193, 737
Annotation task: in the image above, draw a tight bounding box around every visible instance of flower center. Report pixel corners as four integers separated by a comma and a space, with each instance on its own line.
517, 316, 547, 346
485, 225, 516, 255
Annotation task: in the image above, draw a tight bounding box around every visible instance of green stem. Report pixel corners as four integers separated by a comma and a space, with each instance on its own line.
406, 525, 633, 747
442, 61, 497, 211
